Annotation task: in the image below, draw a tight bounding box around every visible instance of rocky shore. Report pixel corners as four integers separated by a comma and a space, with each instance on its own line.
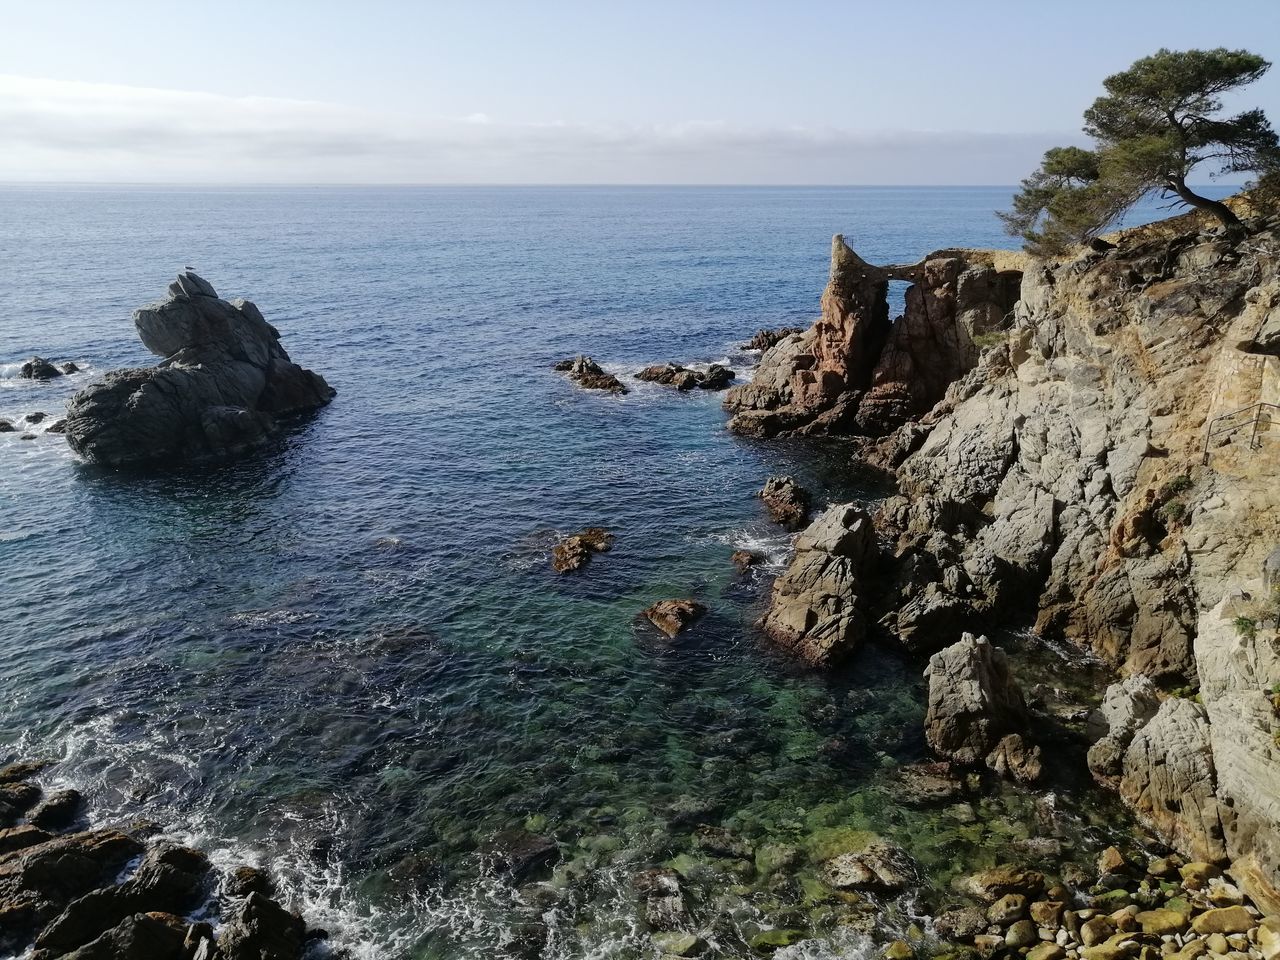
732, 197, 1280, 954
0, 759, 317, 960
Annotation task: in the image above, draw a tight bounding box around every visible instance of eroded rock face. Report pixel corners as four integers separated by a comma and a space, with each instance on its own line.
724, 236, 1022, 438
1121, 697, 1227, 866
63, 272, 334, 467
924, 634, 1028, 765
760, 504, 876, 667
861, 216, 1280, 908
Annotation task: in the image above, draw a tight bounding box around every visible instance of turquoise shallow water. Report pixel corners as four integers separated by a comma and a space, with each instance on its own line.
0, 186, 1228, 958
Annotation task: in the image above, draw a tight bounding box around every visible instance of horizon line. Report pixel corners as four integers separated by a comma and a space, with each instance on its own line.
0, 181, 1245, 190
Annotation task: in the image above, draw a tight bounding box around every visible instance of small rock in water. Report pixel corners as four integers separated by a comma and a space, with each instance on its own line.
45, 419, 66, 434
24, 412, 46, 424
985, 732, 1043, 785
731, 549, 762, 571
631, 866, 687, 930
642, 598, 706, 638
19, 356, 63, 380
759, 475, 811, 529
0, 420, 14, 433
555, 355, 627, 394
551, 527, 614, 573
60, 362, 79, 374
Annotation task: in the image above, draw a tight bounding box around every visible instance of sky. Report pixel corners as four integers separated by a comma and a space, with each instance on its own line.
3, 0, 1280, 185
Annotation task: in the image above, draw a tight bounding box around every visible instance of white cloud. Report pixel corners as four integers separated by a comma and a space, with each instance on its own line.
0, 75, 1077, 184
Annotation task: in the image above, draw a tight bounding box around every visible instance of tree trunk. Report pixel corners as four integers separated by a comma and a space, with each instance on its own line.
1166, 176, 1242, 229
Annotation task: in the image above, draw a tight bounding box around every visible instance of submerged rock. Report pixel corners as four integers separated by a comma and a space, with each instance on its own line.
480, 828, 560, 882
551, 527, 614, 573
643, 599, 706, 638
924, 634, 1029, 765
759, 475, 811, 529
554, 355, 627, 394
760, 503, 876, 667
19, 357, 63, 380
63, 271, 334, 467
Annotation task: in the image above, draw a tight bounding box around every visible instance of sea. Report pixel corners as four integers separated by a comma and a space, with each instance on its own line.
0, 185, 1231, 959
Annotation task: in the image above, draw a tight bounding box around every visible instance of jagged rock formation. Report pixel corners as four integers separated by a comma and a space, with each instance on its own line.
63, 272, 334, 467
760, 504, 876, 667
551, 528, 614, 573
861, 212, 1280, 909
723, 236, 1021, 438
923, 634, 1029, 765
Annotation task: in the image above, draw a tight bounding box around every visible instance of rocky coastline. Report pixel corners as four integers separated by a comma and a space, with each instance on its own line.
0, 760, 318, 960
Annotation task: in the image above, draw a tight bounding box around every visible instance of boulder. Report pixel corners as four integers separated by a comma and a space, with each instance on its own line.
45, 419, 66, 434
19, 357, 62, 380
631, 867, 687, 930
215, 891, 307, 960
731, 549, 762, 571
480, 829, 559, 882
555, 355, 627, 394
551, 528, 614, 573
60, 362, 80, 375
63, 272, 334, 467
24, 412, 46, 424
760, 504, 876, 667
958, 864, 1045, 902
1190, 905, 1254, 935
697, 364, 735, 390
924, 634, 1029, 764
26, 789, 82, 830
823, 841, 913, 893
759, 475, 811, 529
0, 420, 13, 433
643, 599, 706, 638
985, 733, 1043, 785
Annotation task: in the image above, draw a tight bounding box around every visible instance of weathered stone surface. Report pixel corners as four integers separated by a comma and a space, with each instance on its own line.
64, 272, 334, 467
760, 504, 875, 667
643, 599, 706, 638
636, 362, 734, 391
759, 475, 811, 529
1120, 698, 1226, 865
924, 634, 1028, 764
631, 867, 687, 930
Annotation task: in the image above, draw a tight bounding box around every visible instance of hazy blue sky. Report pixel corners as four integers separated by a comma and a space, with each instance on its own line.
4, 0, 1279, 184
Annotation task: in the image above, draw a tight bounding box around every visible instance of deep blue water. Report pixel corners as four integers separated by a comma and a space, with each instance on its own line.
0, 186, 1226, 959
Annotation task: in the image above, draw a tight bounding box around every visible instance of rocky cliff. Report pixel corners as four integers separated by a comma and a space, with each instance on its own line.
759, 208, 1280, 911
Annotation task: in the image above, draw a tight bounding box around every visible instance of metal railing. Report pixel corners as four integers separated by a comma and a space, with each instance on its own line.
1202, 402, 1280, 464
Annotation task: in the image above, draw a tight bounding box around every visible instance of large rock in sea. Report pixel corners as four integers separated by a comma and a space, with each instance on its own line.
63, 271, 334, 467
760, 503, 876, 667
924, 633, 1028, 764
